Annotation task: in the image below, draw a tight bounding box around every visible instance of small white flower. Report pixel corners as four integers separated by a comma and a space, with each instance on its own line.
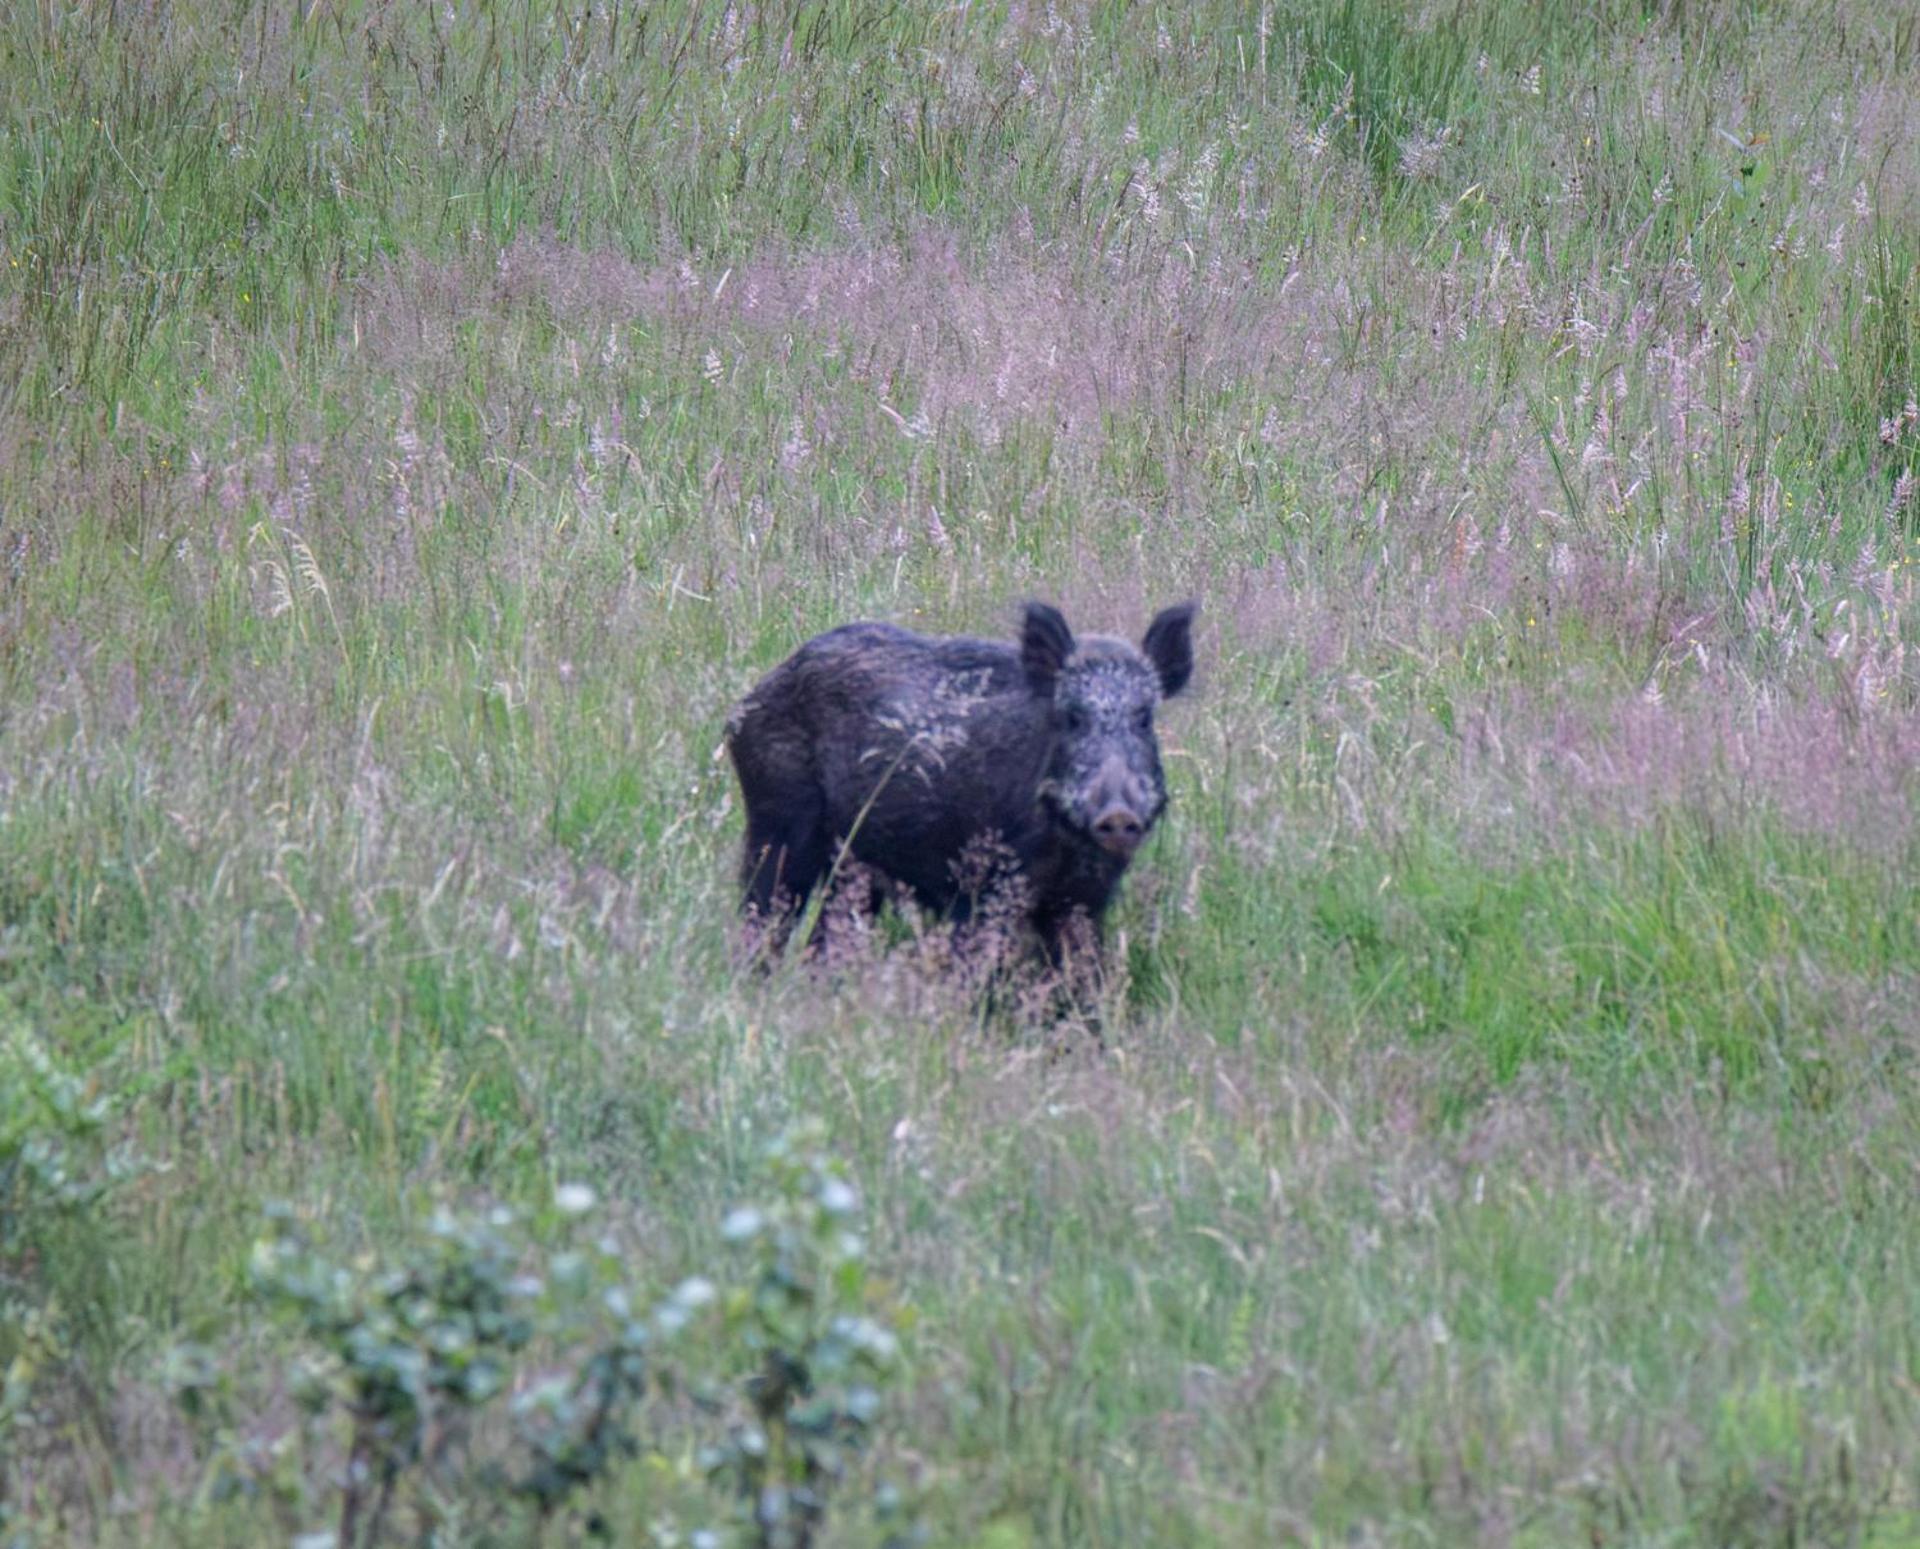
554, 1183, 597, 1215
722, 1206, 765, 1241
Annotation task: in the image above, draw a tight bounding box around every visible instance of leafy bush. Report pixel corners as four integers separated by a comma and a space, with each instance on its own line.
1, 1025, 142, 1530
689, 1123, 911, 1549
183, 1124, 915, 1548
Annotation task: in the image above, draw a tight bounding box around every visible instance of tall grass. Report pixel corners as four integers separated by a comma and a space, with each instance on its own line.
2, 0, 1917, 1543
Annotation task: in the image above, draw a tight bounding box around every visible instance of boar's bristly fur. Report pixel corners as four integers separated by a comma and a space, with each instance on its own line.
725, 600, 1197, 959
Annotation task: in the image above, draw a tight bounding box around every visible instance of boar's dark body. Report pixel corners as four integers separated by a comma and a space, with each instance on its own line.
725, 601, 1195, 955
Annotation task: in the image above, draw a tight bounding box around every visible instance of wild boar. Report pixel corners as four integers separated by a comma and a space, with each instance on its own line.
724, 600, 1196, 959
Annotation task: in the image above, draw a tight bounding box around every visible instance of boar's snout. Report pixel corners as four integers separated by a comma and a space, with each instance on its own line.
1091, 803, 1146, 858
1083, 755, 1158, 859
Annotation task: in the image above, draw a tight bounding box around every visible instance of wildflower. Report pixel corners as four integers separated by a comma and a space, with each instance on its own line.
1133, 160, 1163, 229
1889, 469, 1915, 522
780, 416, 811, 471
554, 1184, 597, 1215
1397, 126, 1451, 181
1178, 141, 1220, 214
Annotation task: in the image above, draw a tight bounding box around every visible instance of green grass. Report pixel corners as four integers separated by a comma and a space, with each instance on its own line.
3, 0, 1919, 1543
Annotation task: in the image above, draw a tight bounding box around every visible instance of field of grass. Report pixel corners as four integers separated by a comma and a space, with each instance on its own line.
3, 0, 1918, 1543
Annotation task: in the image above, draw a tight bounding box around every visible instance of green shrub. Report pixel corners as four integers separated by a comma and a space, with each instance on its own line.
177, 1124, 914, 1548
1, 1025, 142, 1531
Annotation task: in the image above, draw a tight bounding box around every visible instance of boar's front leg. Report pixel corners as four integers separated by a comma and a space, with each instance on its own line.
1035, 906, 1105, 972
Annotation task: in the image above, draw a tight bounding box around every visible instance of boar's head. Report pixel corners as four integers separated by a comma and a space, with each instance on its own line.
1021, 600, 1196, 861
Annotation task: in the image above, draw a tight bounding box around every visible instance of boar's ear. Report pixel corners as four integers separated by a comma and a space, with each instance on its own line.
1142, 601, 1197, 698
1022, 602, 1075, 695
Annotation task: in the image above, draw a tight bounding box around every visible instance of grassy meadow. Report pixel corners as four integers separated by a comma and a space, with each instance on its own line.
3, 0, 1919, 1542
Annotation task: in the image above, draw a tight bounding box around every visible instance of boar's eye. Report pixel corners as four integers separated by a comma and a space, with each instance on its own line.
1134, 705, 1153, 732
1061, 704, 1089, 735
